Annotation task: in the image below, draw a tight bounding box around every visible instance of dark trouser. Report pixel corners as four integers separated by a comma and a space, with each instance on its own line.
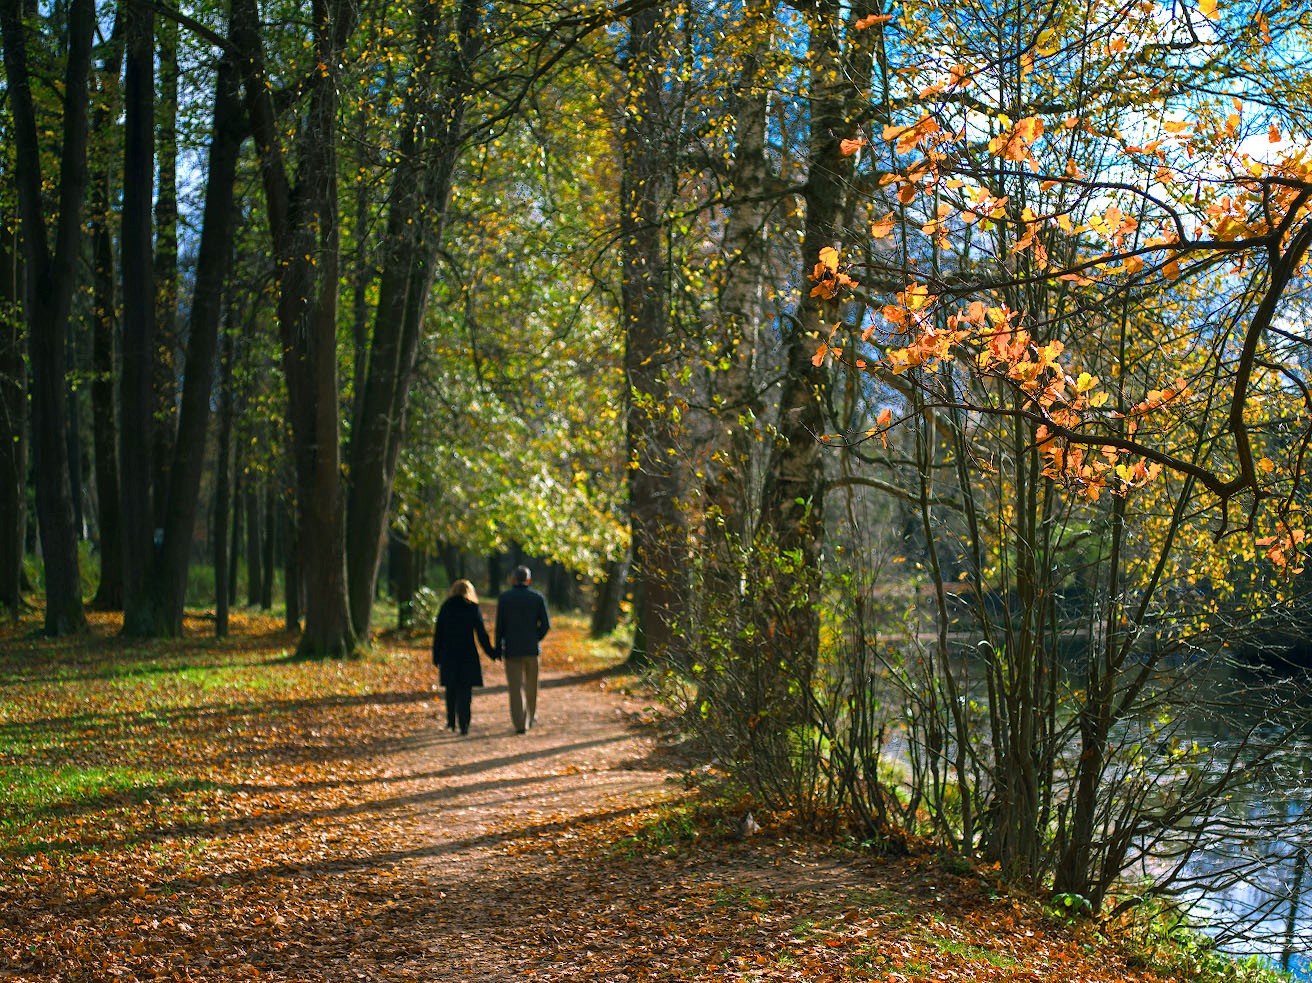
444, 684, 473, 733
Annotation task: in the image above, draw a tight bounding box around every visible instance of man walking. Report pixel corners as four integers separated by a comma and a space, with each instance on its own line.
495, 565, 551, 733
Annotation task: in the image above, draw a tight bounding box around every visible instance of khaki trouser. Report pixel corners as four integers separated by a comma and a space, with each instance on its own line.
503, 655, 539, 732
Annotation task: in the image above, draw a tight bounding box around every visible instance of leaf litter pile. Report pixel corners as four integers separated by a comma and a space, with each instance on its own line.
1, 612, 1210, 981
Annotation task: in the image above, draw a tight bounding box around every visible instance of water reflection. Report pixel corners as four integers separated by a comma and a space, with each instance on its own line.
1159, 661, 1312, 978
1182, 792, 1312, 977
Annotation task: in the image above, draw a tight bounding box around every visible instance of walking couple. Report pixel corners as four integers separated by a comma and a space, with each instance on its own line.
431, 565, 550, 735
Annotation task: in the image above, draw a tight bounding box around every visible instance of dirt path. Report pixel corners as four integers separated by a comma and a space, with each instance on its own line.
341, 620, 686, 982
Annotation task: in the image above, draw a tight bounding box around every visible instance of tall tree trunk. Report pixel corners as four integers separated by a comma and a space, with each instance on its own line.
621, 1, 680, 665
0, 217, 25, 617
283, 491, 301, 629
391, 531, 415, 631
152, 15, 180, 525
150, 49, 244, 634
706, 1, 774, 532
758, 0, 875, 677
233, 0, 360, 656
118, 0, 157, 636
89, 205, 123, 610
228, 458, 243, 609
214, 320, 235, 637
260, 482, 275, 610
346, 0, 481, 639
590, 556, 629, 638
0, 0, 94, 636
88, 22, 124, 611
245, 485, 262, 607
64, 352, 85, 538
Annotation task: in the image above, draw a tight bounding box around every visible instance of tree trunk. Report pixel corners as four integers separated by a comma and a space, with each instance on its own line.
151, 15, 180, 527
228, 451, 243, 607
440, 544, 461, 587
758, 0, 874, 677
391, 531, 415, 631
88, 22, 124, 612
64, 351, 85, 539
547, 563, 578, 612
233, 0, 360, 657
150, 50, 244, 635
345, 0, 482, 639
0, 217, 25, 617
118, 0, 157, 636
89, 204, 123, 611
260, 482, 275, 610
621, 1, 680, 666
590, 556, 629, 638
704, 0, 775, 541
245, 485, 262, 607
214, 319, 234, 637
283, 492, 301, 629
0, 0, 94, 636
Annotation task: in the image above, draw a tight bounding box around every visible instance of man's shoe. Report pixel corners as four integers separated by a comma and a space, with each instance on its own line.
516, 728, 526, 734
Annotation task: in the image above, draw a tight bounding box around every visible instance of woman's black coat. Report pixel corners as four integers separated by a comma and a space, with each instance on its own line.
432, 597, 494, 688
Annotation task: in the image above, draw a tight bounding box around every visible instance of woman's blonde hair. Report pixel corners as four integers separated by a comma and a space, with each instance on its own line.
449, 579, 478, 604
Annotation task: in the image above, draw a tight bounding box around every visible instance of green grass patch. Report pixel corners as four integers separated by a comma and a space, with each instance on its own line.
0, 763, 169, 814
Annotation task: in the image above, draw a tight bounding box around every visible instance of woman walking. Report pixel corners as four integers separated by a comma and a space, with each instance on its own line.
432, 579, 496, 735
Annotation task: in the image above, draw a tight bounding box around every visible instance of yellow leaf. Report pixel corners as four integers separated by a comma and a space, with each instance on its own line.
1199, 0, 1217, 18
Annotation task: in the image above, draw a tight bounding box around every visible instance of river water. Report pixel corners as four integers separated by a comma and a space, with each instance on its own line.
1149, 661, 1312, 977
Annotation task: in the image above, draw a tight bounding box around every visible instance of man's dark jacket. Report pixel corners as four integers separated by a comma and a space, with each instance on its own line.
495, 584, 550, 658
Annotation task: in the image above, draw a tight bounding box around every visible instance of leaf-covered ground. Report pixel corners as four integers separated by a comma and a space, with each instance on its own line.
0, 611, 1220, 981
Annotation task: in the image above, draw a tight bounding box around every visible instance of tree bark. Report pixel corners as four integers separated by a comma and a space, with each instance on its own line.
283, 492, 301, 629
261, 482, 276, 610
390, 531, 415, 631
590, 556, 629, 638
704, 0, 775, 541
88, 21, 124, 612
245, 485, 262, 607
228, 458, 242, 611
0, 0, 94, 635
345, 0, 482, 639
118, 0, 157, 636
214, 319, 235, 638
149, 49, 244, 634
758, 0, 875, 674
152, 15, 180, 525
233, 0, 360, 656
0, 217, 25, 617
621, 1, 680, 665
